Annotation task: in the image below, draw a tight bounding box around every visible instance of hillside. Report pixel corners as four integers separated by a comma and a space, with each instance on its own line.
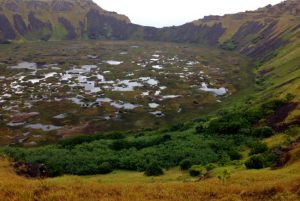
0, 0, 299, 200
1, 136, 300, 200
1, 0, 299, 52
0, 0, 130, 41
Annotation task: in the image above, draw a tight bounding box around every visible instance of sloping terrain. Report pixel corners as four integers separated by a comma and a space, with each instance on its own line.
0, 1, 299, 201
0, 148, 300, 201
0, 0, 130, 41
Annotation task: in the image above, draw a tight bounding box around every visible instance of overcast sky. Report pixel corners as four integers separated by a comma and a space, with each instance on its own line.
94, 0, 284, 27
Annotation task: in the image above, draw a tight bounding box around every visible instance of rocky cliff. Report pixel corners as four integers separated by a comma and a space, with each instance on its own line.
0, 0, 299, 60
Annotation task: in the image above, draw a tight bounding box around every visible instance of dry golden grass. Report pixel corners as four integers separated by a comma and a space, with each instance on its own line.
1, 156, 300, 201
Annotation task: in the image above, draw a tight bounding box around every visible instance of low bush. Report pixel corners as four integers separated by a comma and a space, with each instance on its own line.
206, 163, 217, 171
98, 162, 113, 174
228, 149, 243, 160
252, 127, 274, 138
245, 155, 264, 169
249, 142, 268, 155
179, 159, 192, 170
189, 165, 206, 177
144, 162, 164, 176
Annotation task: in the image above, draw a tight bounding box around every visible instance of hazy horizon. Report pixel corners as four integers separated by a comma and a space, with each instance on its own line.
94, 0, 284, 27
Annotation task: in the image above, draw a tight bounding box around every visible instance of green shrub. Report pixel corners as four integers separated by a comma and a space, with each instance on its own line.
285, 93, 295, 102
261, 99, 286, 115
144, 162, 164, 176
206, 163, 217, 171
218, 169, 231, 183
189, 165, 206, 177
243, 108, 264, 124
98, 162, 113, 174
252, 127, 274, 138
245, 155, 264, 169
189, 169, 201, 177
228, 149, 243, 160
195, 124, 205, 133
220, 40, 238, 51
110, 139, 129, 150
170, 123, 189, 132
179, 159, 192, 170
249, 142, 268, 155
207, 112, 250, 135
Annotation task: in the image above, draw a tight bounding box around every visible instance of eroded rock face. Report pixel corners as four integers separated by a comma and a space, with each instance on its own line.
14, 162, 48, 178
58, 17, 77, 39
0, 14, 16, 40
232, 22, 263, 42
28, 12, 52, 41
5, 2, 18, 12
143, 22, 226, 45
26, 1, 49, 10
52, 1, 73, 11
28, 12, 51, 31
13, 14, 28, 36
86, 9, 134, 40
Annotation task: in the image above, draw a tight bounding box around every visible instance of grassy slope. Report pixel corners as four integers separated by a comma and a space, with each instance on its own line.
1, 154, 300, 201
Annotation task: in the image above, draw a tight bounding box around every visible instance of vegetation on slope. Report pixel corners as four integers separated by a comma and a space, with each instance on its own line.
2, 97, 293, 176
1, 143, 300, 201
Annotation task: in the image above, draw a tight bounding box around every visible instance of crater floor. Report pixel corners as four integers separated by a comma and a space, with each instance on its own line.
0, 41, 253, 145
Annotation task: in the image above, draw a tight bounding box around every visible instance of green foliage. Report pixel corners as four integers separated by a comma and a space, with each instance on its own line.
220, 40, 238, 51
98, 162, 113, 174
206, 112, 250, 135
169, 123, 189, 132
206, 163, 217, 171
245, 155, 265, 169
58, 132, 125, 148
189, 165, 206, 177
255, 75, 265, 86
228, 149, 243, 160
249, 142, 269, 155
252, 127, 274, 138
285, 93, 295, 102
195, 124, 205, 134
110, 135, 171, 151
261, 99, 286, 115
144, 162, 164, 176
179, 159, 192, 170
189, 169, 201, 177
3, 99, 285, 176
217, 169, 231, 183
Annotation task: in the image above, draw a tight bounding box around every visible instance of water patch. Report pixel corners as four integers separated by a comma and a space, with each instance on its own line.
139, 77, 159, 86
142, 91, 150, 96
87, 55, 98, 59
25, 124, 61, 131
106, 60, 123, 65
187, 61, 200, 65
53, 114, 67, 119
160, 95, 181, 100
199, 83, 227, 96
150, 111, 164, 117
110, 102, 140, 110
96, 98, 113, 103
152, 65, 163, 70
112, 80, 143, 92
11, 62, 37, 70
149, 103, 159, 109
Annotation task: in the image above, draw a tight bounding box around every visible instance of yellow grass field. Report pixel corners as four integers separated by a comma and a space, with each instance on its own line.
1, 155, 300, 201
